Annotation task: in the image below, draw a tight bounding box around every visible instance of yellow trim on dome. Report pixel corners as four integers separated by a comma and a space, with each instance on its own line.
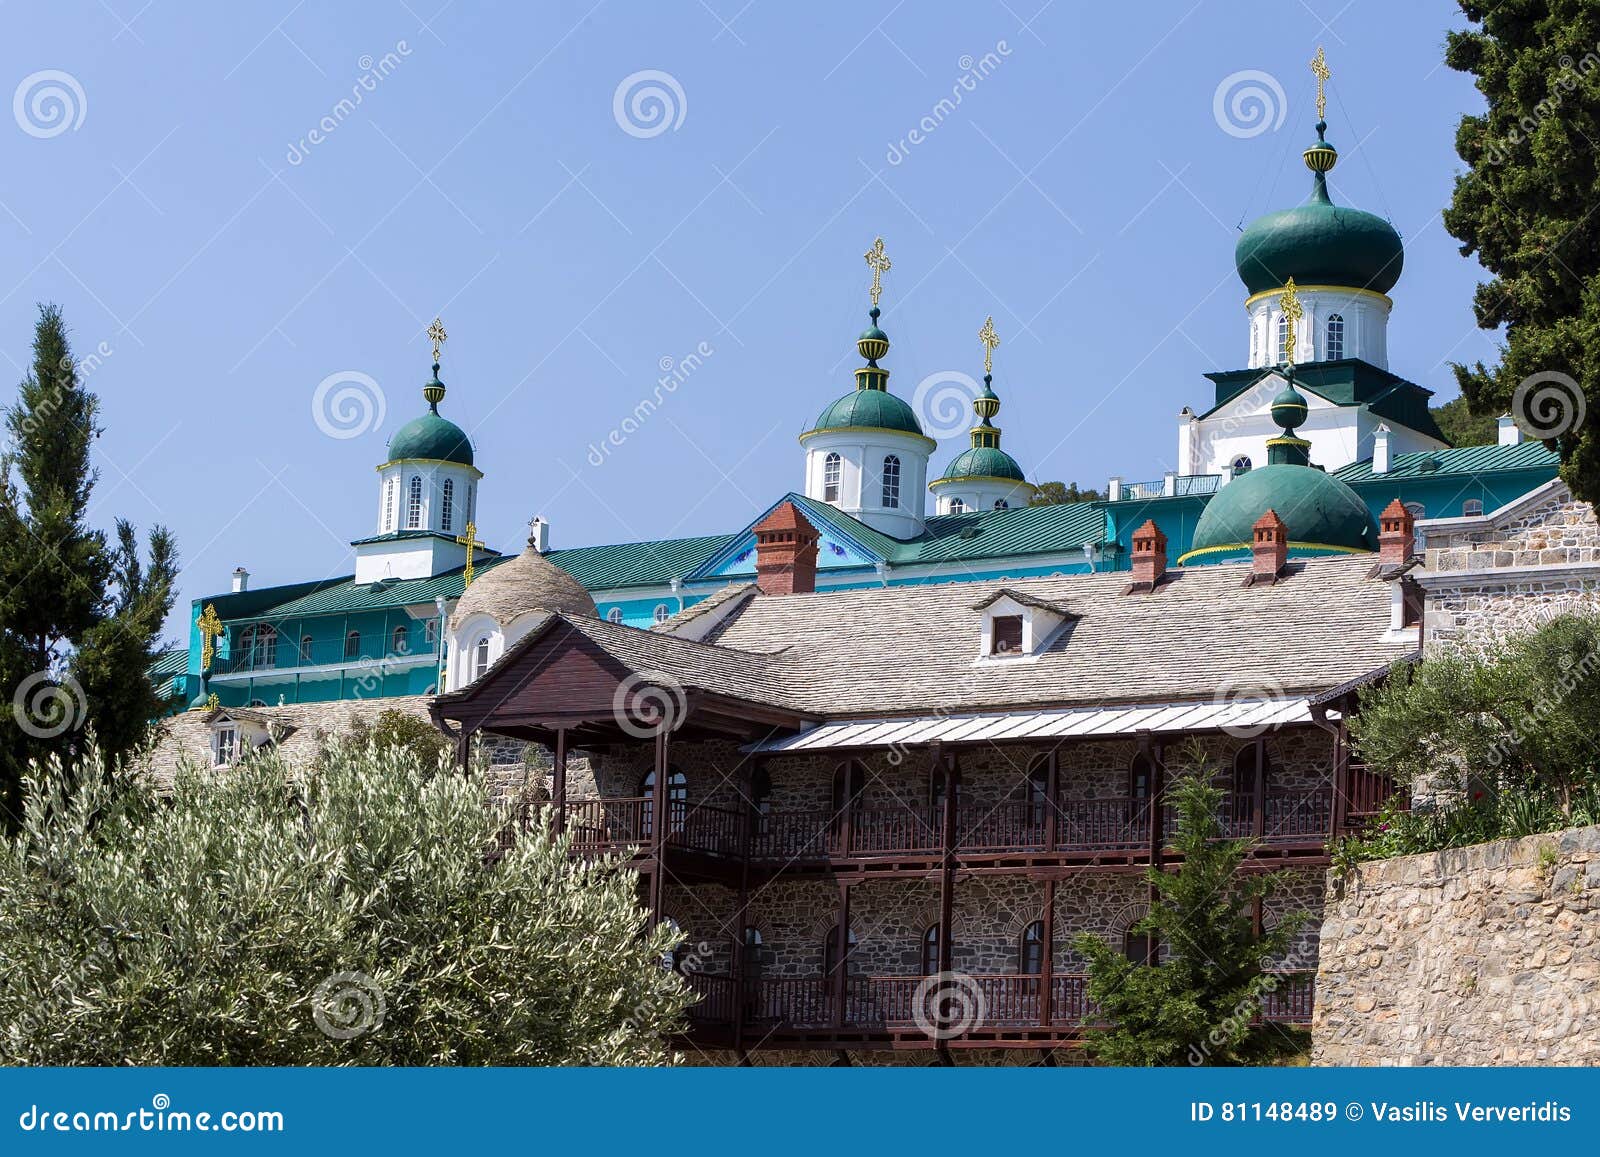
1174, 540, 1374, 565
927, 474, 1038, 492
797, 426, 938, 451
376, 457, 485, 478
1245, 284, 1392, 310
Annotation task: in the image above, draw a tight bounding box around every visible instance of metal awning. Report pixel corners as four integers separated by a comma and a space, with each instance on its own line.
747, 697, 1321, 754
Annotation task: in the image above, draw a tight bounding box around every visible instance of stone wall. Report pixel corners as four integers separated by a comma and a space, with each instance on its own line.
1420, 483, 1600, 648
1312, 825, 1600, 1065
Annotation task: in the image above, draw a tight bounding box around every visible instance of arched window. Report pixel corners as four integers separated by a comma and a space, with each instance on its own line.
1021, 756, 1050, 826
406, 475, 424, 529
241, 624, 277, 670
930, 763, 962, 817
822, 927, 857, 976
299, 635, 314, 663
661, 917, 682, 972
1462, 498, 1483, 517
472, 636, 491, 681
743, 926, 764, 985
344, 630, 361, 660
1231, 454, 1252, 476
391, 624, 408, 654
881, 455, 900, 508
641, 768, 688, 838
465, 482, 476, 527
1325, 313, 1345, 360
993, 498, 1009, 509
383, 477, 396, 531
750, 765, 772, 836
424, 619, 437, 645
1229, 743, 1270, 833
1276, 312, 1290, 363
921, 924, 941, 976
653, 604, 670, 624
1019, 921, 1044, 975
1129, 753, 1155, 802
1405, 501, 1427, 555
607, 607, 623, 623
440, 478, 454, 532
1124, 930, 1154, 965
823, 452, 841, 503
948, 497, 965, 514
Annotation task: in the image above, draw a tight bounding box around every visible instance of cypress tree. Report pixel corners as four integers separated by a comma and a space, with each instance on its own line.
0, 305, 177, 829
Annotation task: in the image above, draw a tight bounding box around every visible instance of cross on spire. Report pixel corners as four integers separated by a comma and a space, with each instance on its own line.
427, 317, 448, 366
196, 603, 225, 671
1280, 278, 1303, 368
978, 315, 1000, 375
455, 521, 483, 588
1310, 45, 1331, 122
863, 236, 891, 308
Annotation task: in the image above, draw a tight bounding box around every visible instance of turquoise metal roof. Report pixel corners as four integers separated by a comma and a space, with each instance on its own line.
1332, 440, 1559, 482
148, 647, 188, 678
547, 534, 734, 589
251, 565, 493, 618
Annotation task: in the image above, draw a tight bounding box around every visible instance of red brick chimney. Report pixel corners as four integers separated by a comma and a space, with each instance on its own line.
753, 502, 820, 596
1378, 497, 1415, 567
1127, 519, 1167, 592
1249, 509, 1288, 585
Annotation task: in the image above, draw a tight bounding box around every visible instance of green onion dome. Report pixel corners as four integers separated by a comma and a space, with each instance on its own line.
1270, 383, 1309, 431
810, 388, 925, 436
385, 367, 474, 466
1234, 123, 1402, 297
939, 444, 1027, 483
1177, 463, 1376, 564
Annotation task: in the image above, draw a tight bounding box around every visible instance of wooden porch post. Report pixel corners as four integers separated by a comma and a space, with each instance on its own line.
832, 879, 852, 1029
455, 724, 472, 771
1147, 738, 1166, 959
551, 727, 568, 836
937, 747, 957, 1040
1044, 745, 1060, 853
1039, 876, 1056, 1028
1331, 716, 1350, 838
1252, 736, 1267, 841
648, 727, 669, 925
732, 760, 756, 1056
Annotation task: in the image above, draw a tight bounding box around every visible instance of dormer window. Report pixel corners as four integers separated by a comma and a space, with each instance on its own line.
971, 589, 1077, 663
991, 615, 1023, 655
214, 724, 238, 767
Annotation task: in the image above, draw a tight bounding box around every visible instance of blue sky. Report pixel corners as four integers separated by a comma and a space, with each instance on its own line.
3, 1, 1490, 637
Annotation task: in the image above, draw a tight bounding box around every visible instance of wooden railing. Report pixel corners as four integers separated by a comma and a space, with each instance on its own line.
560, 787, 1342, 862
689, 970, 1315, 1035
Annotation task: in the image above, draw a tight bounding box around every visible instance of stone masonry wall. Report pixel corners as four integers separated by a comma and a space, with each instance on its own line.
1422, 485, 1600, 648
1313, 824, 1600, 1065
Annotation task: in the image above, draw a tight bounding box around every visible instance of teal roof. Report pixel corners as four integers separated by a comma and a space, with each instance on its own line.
809, 389, 925, 436
386, 410, 474, 466
1180, 464, 1376, 563
148, 647, 188, 678
255, 565, 488, 618
939, 445, 1027, 483
1204, 360, 1445, 444
349, 529, 502, 551
1236, 174, 1403, 296
547, 533, 734, 589
1332, 439, 1560, 482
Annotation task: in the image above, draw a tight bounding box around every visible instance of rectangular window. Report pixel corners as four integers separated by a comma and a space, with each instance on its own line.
215, 725, 238, 767
991, 615, 1024, 655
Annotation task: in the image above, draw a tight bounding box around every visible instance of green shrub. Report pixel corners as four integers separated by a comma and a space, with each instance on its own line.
0, 741, 690, 1065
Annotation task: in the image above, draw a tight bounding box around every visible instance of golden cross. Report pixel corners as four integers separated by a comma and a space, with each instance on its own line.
427, 317, 448, 364
456, 521, 482, 588
978, 315, 1000, 375
863, 236, 891, 308
1310, 45, 1330, 122
205, 692, 220, 711
196, 603, 225, 671
1280, 278, 1303, 367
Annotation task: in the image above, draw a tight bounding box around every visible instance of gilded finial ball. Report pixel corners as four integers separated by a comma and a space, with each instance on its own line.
1271, 383, 1308, 433
1303, 139, 1338, 173
972, 375, 1000, 420
857, 306, 890, 363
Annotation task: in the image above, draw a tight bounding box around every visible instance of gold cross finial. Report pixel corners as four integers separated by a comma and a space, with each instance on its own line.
978, 316, 1000, 375
455, 521, 482, 588
427, 317, 448, 365
1310, 45, 1331, 122
204, 692, 220, 711
196, 603, 225, 671
863, 236, 891, 308
1280, 279, 1303, 367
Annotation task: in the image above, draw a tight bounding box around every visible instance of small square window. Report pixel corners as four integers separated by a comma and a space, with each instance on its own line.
991, 615, 1024, 655
215, 725, 238, 767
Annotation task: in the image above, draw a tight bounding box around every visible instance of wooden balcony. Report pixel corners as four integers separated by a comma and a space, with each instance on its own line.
557, 788, 1337, 874
680, 969, 1315, 1050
